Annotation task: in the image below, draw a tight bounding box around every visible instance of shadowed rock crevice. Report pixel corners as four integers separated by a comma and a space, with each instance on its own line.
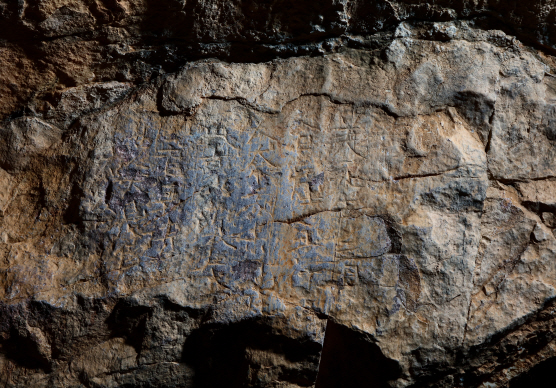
182, 318, 323, 387
509, 356, 556, 388
108, 300, 154, 353
315, 320, 402, 388
1, 327, 53, 372
403, 296, 556, 387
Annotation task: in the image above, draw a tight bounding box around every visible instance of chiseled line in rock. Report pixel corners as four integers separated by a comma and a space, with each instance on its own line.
462, 279, 474, 347
331, 203, 343, 312
389, 167, 460, 182
313, 317, 330, 387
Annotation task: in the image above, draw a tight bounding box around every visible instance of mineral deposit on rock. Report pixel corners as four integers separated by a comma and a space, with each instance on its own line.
1, 1, 556, 387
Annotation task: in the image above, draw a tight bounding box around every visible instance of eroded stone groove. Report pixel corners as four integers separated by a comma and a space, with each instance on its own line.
2, 2, 556, 387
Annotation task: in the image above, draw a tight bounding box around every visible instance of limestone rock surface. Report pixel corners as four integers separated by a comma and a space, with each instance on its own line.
1, 1, 556, 387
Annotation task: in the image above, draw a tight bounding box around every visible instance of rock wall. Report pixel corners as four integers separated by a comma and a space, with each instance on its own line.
1, 1, 556, 387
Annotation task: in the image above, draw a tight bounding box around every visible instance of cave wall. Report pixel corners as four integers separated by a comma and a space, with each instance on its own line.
1, 1, 556, 387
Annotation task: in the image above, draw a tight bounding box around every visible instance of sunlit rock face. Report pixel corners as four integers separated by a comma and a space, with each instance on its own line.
1, 2, 556, 387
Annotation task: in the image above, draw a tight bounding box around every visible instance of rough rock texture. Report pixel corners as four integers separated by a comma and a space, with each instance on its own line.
1, 2, 556, 387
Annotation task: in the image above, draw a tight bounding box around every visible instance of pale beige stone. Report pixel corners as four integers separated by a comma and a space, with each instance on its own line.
517, 180, 556, 207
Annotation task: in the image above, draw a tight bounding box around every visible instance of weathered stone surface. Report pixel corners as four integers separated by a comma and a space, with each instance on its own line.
2, 2, 556, 387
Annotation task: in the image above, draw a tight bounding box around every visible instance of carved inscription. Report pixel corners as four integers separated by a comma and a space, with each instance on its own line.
78, 97, 462, 312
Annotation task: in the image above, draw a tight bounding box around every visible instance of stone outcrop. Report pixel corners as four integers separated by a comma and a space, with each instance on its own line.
1, 1, 556, 387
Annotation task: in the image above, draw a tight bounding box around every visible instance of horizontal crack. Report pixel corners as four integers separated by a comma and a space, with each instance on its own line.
273, 208, 343, 224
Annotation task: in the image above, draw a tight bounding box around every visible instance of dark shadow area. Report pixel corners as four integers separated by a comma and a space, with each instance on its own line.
1, 328, 52, 372
0, 297, 110, 373
509, 357, 556, 388
63, 180, 85, 225
522, 201, 556, 219
107, 299, 153, 353
182, 317, 322, 387
315, 320, 402, 388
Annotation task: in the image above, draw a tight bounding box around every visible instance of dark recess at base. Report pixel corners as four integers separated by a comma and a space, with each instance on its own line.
315, 320, 402, 388
182, 318, 322, 387
509, 356, 556, 388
